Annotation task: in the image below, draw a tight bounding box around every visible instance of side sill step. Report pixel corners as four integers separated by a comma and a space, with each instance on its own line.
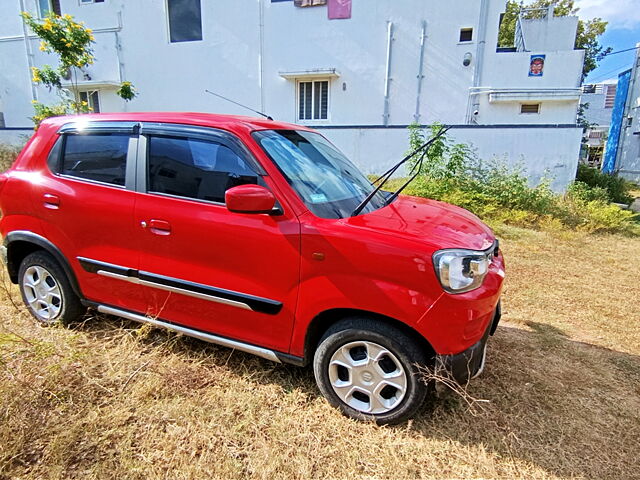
96, 305, 282, 363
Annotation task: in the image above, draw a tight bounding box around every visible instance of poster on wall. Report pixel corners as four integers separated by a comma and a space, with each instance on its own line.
328, 0, 351, 19
294, 0, 327, 6
529, 54, 545, 77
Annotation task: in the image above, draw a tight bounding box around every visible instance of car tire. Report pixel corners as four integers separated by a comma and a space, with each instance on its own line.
313, 317, 430, 425
18, 251, 86, 326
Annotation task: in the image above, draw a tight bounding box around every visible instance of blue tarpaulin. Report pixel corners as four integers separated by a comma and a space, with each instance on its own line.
603, 69, 632, 173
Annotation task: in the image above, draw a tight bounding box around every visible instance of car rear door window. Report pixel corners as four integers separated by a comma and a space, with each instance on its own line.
147, 136, 259, 203
61, 134, 130, 186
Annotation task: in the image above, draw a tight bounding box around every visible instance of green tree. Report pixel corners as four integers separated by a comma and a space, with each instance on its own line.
497, 0, 611, 80
406, 122, 470, 180
497, 1, 521, 49
20, 11, 137, 127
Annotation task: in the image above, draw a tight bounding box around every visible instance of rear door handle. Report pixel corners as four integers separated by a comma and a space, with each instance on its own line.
43, 193, 60, 209
148, 219, 171, 235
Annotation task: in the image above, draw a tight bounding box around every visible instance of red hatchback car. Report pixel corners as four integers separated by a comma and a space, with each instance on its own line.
0, 113, 504, 424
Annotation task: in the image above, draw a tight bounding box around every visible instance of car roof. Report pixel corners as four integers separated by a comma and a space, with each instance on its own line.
41, 112, 313, 135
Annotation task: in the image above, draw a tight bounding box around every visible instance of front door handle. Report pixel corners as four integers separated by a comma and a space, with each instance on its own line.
148, 219, 171, 235
43, 193, 60, 209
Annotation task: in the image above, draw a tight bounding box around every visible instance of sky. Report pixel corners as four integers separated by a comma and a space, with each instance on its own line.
574, 0, 640, 83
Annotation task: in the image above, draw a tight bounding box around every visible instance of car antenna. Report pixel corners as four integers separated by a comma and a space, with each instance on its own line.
204, 89, 273, 120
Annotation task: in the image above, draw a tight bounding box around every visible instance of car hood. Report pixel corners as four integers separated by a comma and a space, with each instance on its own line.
345, 195, 496, 251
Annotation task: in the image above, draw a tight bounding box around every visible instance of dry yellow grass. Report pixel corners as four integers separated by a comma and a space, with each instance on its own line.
1, 227, 639, 479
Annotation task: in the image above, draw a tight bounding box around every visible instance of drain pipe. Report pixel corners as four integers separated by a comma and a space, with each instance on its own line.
258, 0, 266, 112
19, 0, 38, 102
466, 0, 489, 123
382, 21, 394, 126
114, 11, 126, 110
414, 20, 427, 123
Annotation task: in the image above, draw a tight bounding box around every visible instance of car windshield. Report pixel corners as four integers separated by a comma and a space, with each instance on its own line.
252, 130, 388, 219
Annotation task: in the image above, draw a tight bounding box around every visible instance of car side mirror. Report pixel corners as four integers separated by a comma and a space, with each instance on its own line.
225, 184, 277, 214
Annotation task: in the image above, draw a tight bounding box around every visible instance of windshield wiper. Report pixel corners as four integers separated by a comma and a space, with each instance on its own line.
351, 125, 450, 217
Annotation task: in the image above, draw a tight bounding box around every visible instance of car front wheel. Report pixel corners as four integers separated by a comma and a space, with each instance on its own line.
313, 318, 430, 425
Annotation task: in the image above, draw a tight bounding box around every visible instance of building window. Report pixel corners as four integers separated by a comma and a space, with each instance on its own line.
79, 90, 100, 113
167, 0, 203, 43
80, 0, 105, 4
459, 28, 473, 42
520, 103, 540, 114
298, 80, 329, 121
37, 0, 61, 17
294, 0, 327, 6
604, 84, 617, 109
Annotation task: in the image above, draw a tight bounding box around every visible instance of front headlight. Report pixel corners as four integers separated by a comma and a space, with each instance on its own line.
433, 248, 493, 294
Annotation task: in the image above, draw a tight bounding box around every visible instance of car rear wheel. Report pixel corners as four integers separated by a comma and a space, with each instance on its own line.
18, 251, 85, 326
313, 318, 430, 425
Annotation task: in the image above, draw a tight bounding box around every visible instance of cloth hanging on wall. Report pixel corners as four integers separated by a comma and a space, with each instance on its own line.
328, 0, 351, 19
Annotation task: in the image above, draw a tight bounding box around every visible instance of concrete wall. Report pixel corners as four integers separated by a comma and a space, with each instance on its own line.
321, 125, 581, 191
0, 129, 33, 146
581, 90, 614, 128
0, 0, 585, 189
521, 14, 578, 51
0, 1, 35, 127
478, 96, 579, 125
615, 47, 640, 182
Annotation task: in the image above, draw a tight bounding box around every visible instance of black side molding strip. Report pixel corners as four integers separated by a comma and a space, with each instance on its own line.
137, 270, 283, 315
77, 257, 283, 315
77, 257, 136, 277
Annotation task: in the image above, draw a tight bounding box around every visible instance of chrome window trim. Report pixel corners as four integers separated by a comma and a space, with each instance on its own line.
97, 270, 252, 311
57, 121, 140, 134
141, 190, 226, 208
139, 122, 266, 175
57, 173, 128, 190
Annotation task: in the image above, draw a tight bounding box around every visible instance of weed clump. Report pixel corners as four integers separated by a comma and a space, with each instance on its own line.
400, 124, 639, 236
0, 143, 22, 172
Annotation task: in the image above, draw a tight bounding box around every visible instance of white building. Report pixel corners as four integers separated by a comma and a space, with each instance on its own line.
603, 44, 640, 182
579, 79, 617, 167
0, 0, 585, 189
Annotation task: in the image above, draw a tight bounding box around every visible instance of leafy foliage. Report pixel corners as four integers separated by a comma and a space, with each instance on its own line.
401, 125, 639, 236
497, 1, 520, 48
566, 181, 610, 203
575, 163, 633, 204
0, 144, 23, 172
30, 99, 91, 127
116, 81, 137, 102
21, 12, 95, 90
20, 11, 137, 126
497, 0, 610, 80
406, 122, 467, 180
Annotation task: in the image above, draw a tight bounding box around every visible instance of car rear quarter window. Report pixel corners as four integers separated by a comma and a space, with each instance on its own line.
147, 135, 259, 203
46, 135, 63, 173
61, 134, 130, 186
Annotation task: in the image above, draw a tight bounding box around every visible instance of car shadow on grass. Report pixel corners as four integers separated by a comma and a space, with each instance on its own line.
74, 314, 639, 479
410, 323, 640, 479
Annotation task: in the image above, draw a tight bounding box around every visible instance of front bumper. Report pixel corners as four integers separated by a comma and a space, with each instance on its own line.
436, 301, 501, 384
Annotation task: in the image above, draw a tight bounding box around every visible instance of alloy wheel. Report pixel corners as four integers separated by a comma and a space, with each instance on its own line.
22, 265, 62, 323
328, 340, 408, 414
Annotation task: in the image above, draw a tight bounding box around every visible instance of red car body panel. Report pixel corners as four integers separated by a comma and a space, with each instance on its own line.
133, 189, 301, 352
0, 113, 504, 362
